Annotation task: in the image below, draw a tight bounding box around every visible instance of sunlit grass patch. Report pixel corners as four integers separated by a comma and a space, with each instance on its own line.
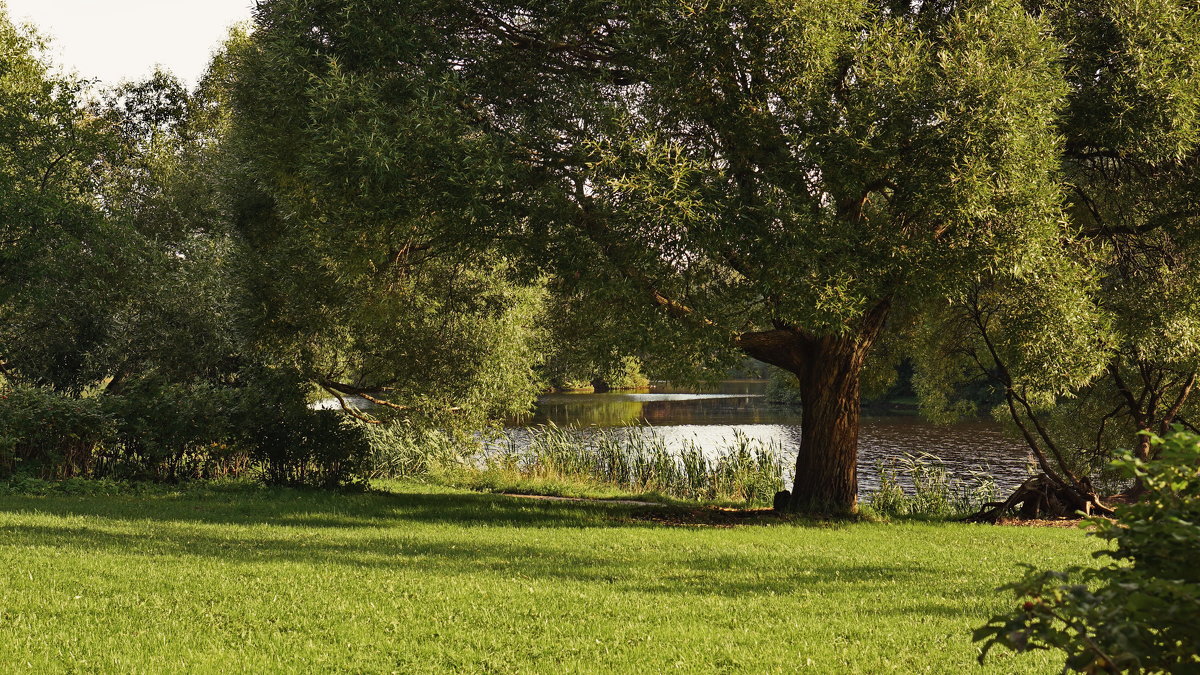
0, 480, 1099, 673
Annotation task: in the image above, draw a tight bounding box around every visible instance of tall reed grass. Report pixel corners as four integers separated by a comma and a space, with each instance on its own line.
865, 452, 999, 518
364, 420, 1003, 514
359, 424, 464, 480
482, 424, 788, 506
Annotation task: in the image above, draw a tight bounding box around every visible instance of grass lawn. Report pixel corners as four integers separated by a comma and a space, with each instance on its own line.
0, 481, 1100, 673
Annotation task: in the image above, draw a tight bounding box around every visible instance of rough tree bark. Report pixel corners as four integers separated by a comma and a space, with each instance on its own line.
736, 301, 889, 513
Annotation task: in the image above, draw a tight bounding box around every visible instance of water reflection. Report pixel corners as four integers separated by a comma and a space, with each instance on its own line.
522, 381, 803, 427
507, 380, 1034, 495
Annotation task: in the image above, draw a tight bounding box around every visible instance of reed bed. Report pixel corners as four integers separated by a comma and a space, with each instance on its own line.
866, 452, 1000, 518
475, 424, 787, 506
364, 421, 1002, 514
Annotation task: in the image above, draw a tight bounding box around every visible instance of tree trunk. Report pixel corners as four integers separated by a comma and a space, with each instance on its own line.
735, 302, 888, 514
788, 338, 864, 513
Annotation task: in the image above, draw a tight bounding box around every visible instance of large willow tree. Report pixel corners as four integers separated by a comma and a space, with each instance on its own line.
235, 0, 1085, 511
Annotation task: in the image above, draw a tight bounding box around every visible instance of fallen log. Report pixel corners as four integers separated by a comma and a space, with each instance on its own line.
964, 474, 1114, 523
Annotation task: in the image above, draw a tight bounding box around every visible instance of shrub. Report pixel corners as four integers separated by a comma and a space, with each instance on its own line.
248, 408, 369, 488
0, 386, 115, 478
100, 380, 248, 480
975, 430, 1200, 673
238, 370, 370, 488
596, 356, 650, 391
765, 368, 803, 406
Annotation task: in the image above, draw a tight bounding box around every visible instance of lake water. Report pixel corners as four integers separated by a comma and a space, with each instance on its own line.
507, 380, 1034, 495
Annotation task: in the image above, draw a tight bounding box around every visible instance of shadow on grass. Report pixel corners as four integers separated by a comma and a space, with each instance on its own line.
1, 485, 633, 529
0, 483, 971, 606
0, 519, 953, 604
0, 482, 861, 531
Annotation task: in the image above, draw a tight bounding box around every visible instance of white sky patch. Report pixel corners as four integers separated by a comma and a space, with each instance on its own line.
4, 0, 256, 86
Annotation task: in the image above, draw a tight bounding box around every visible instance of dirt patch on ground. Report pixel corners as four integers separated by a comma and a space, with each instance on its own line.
994, 517, 1085, 528
994, 515, 1115, 528
500, 493, 662, 507
624, 506, 818, 527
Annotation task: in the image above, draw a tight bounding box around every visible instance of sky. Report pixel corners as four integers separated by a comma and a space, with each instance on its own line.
4, 0, 257, 86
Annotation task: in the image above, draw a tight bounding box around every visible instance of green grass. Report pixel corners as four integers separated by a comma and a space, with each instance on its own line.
0, 481, 1100, 673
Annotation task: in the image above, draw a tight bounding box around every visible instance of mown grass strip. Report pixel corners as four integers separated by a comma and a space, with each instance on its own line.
0, 481, 1099, 673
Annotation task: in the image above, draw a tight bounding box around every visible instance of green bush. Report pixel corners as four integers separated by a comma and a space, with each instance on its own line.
975, 430, 1200, 673
596, 356, 650, 391
248, 408, 369, 488
1, 371, 373, 488
239, 371, 370, 488
0, 386, 115, 478
765, 368, 803, 406
101, 380, 248, 480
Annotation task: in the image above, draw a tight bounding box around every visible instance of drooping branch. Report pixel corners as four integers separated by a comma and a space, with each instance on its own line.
967, 294, 1077, 492
1158, 370, 1197, 436
1108, 360, 1147, 427
319, 383, 384, 425
318, 379, 463, 416
1011, 385, 1090, 490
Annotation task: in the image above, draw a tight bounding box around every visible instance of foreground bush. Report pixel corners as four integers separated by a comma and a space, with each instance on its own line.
975, 431, 1200, 673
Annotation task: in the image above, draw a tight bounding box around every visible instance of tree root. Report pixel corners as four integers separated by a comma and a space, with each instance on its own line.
964, 474, 1114, 523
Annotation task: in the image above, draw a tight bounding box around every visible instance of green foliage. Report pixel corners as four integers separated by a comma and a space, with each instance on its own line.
99, 381, 248, 481
769, 358, 928, 408
0, 386, 115, 478
220, 0, 1118, 511
910, 0, 1200, 497
976, 431, 1200, 673
595, 355, 651, 391
232, 0, 1079, 409
541, 351, 650, 393
222, 12, 551, 428
248, 409, 369, 489
238, 369, 370, 488
0, 373, 374, 488
0, 12, 129, 394
766, 368, 804, 406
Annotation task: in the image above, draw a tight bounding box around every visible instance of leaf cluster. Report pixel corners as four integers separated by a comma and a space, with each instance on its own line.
975, 430, 1200, 673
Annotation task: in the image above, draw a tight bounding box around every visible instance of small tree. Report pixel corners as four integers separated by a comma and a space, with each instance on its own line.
975, 431, 1200, 673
